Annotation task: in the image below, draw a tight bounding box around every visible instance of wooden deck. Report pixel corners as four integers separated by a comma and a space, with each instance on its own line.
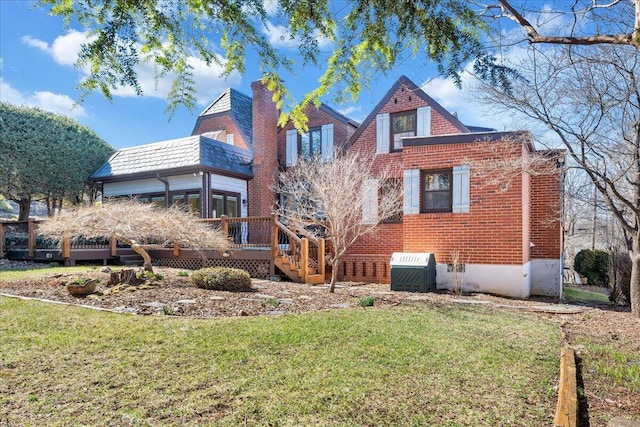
0, 216, 326, 283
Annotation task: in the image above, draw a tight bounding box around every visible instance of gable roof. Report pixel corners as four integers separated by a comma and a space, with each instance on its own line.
192, 88, 253, 145
347, 75, 469, 146
319, 103, 360, 128
90, 135, 253, 181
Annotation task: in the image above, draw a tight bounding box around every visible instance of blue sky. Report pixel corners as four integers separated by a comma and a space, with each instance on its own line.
0, 0, 521, 150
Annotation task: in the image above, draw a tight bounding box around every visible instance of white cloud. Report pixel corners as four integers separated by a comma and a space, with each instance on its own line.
0, 79, 27, 105
23, 31, 240, 106
32, 91, 88, 118
262, 0, 279, 16
337, 105, 365, 123
23, 30, 90, 67
264, 22, 332, 50
0, 79, 88, 119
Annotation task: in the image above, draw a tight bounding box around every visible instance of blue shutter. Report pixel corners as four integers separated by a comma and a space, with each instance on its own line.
416, 106, 431, 137
321, 123, 334, 162
376, 113, 390, 154
403, 169, 420, 214
286, 129, 298, 166
452, 165, 470, 213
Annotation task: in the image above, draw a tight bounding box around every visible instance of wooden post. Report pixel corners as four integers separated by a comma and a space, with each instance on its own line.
28, 220, 36, 258
300, 238, 309, 282
173, 241, 180, 256
270, 214, 278, 276
110, 236, 117, 256
62, 234, 71, 259
318, 238, 325, 278
221, 215, 229, 239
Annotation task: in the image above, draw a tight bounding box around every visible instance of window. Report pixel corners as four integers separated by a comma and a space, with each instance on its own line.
299, 127, 322, 160
210, 191, 240, 218
421, 169, 452, 213
286, 124, 334, 166
391, 111, 416, 152
381, 178, 403, 223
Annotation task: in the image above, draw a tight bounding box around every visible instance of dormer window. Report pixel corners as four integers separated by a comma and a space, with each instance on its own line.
300, 127, 322, 160
285, 124, 334, 166
391, 111, 416, 152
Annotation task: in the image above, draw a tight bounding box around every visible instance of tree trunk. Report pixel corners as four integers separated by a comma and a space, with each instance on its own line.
17, 197, 31, 221
108, 269, 142, 286
131, 242, 153, 272
630, 240, 640, 316
329, 259, 339, 293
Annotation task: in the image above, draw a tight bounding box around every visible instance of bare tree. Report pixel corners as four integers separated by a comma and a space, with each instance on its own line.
37, 199, 228, 272
464, 133, 563, 192
275, 151, 403, 292
474, 44, 640, 314
480, 0, 640, 48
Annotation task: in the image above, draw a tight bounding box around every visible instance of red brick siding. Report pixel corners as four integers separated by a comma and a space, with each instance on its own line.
248, 81, 280, 217
530, 167, 563, 259
192, 114, 251, 150
401, 142, 525, 266
344, 140, 529, 285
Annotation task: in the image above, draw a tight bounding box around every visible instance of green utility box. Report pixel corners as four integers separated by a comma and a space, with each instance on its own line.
390, 252, 437, 293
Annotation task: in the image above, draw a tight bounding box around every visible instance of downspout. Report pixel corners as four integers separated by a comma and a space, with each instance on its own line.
202, 171, 211, 218
156, 173, 170, 207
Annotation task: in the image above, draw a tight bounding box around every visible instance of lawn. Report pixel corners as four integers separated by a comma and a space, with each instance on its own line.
563, 286, 611, 305
0, 265, 115, 281
0, 296, 560, 426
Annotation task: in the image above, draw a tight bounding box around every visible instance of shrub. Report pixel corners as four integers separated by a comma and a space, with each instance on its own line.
359, 296, 375, 307
190, 267, 253, 292
574, 249, 610, 286
610, 252, 631, 305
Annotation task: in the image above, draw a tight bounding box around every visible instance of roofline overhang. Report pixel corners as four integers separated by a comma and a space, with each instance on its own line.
402, 130, 532, 149
90, 165, 253, 184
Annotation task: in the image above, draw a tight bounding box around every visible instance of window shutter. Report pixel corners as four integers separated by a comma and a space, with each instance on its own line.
376, 113, 390, 154
321, 123, 334, 162
286, 129, 298, 166
362, 178, 379, 225
416, 106, 431, 137
452, 165, 470, 213
403, 169, 420, 214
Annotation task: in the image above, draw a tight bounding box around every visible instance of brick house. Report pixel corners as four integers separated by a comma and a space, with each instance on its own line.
250, 76, 564, 298
92, 76, 564, 298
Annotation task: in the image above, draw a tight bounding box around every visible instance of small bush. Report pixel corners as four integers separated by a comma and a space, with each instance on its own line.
190, 267, 253, 292
574, 249, 609, 286
177, 271, 189, 277
359, 296, 375, 307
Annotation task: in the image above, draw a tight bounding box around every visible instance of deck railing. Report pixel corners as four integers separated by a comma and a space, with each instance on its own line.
1, 216, 325, 283
199, 215, 272, 249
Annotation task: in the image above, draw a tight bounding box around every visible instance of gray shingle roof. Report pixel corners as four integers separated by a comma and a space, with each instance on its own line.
90, 135, 253, 180
198, 88, 253, 144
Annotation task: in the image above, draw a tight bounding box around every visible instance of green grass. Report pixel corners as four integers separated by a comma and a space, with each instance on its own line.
580, 340, 640, 393
0, 265, 120, 281
0, 297, 560, 426
563, 286, 611, 305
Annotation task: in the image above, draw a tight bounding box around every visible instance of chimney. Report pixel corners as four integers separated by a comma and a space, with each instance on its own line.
248, 80, 280, 217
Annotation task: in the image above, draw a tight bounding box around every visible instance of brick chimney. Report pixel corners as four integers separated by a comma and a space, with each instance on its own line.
248, 80, 280, 217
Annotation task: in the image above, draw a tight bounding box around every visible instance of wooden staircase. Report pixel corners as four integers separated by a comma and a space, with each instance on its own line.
274, 253, 325, 284
273, 218, 326, 285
